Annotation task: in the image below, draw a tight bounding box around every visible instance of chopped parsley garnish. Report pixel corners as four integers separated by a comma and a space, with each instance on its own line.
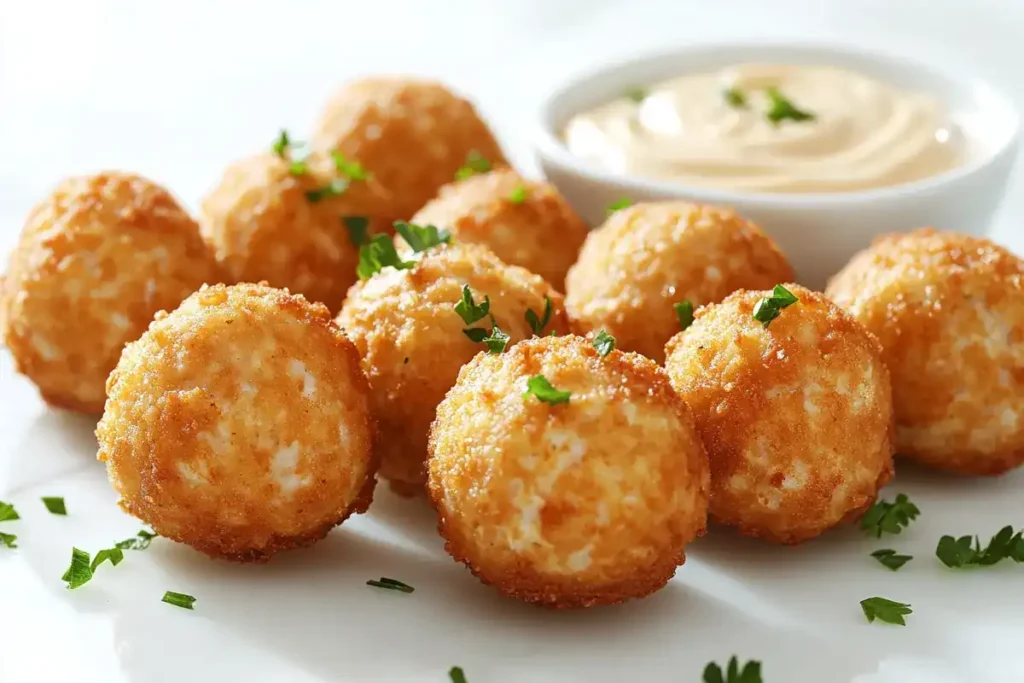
525, 296, 553, 336
524, 375, 571, 405
272, 129, 291, 158
366, 577, 415, 593
456, 286, 508, 352
723, 87, 749, 109
703, 656, 763, 683
42, 497, 66, 515
116, 529, 157, 551
332, 151, 370, 181
860, 597, 912, 626
62, 547, 94, 589
675, 300, 695, 331
765, 87, 815, 125
593, 330, 615, 357
936, 526, 1024, 568
272, 129, 309, 175
871, 548, 913, 571
394, 221, 451, 253
356, 234, 415, 280
0, 501, 19, 522
455, 285, 491, 325
508, 185, 529, 204
305, 178, 349, 202
752, 284, 799, 328
463, 320, 510, 354
625, 86, 649, 103
606, 198, 633, 215
449, 667, 468, 683
860, 494, 920, 538
289, 158, 309, 176
91, 547, 124, 571
343, 216, 370, 247
162, 591, 196, 610
0, 532, 17, 549
455, 150, 492, 180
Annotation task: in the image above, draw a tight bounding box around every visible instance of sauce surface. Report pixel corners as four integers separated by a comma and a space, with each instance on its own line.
564, 64, 963, 193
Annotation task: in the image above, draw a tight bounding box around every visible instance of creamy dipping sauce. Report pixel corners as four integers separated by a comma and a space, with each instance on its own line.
564, 64, 964, 193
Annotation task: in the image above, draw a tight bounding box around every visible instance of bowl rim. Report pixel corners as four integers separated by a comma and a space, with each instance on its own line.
532, 39, 1021, 206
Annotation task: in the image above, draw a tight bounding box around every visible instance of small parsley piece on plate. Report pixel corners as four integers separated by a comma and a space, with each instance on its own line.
272, 129, 291, 158
524, 375, 571, 405
860, 493, 920, 538
0, 532, 17, 549
395, 221, 451, 253
765, 87, 815, 125
593, 330, 616, 357
162, 591, 196, 610
860, 596, 912, 626
606, 198, 633, 215
449, 667, 468, 683
454, 150, 492, 180
625, 86, 649, 103
752, 284, 799, 328
366, 577, 415, 593
723, 87, 748, 109
936, 525, 1024, 568
116, 529, 157, 551
871, 548, 913, 571
455, 285, 491, 326
62, 547, 94, 589
91, 547, 125, 571
42, 496, 67, 515
343, 216, 370, 247
305, 178, 349, 203
332, 151, 370, 181
357, 234, 415, 280
675, 300, 695, 331
508, 185, 529, 204
703, 656, 763, 683
0, 501, 19, 522
525, 296, 553, 336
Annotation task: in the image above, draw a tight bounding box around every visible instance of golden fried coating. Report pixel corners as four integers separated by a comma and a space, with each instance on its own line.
97, 283, 377, 562
199, 150, 392, 312
1, 172, 221, 414
664, 285, 893, 544
565, 202, 794, 362
427, 335, 709, 608
409, 169, 589, 288
336, 243, 568, 495
827, 229, 1024, 475
310, 77, 507, 220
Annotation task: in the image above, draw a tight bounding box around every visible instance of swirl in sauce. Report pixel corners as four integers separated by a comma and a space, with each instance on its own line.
564, 64, 963, 193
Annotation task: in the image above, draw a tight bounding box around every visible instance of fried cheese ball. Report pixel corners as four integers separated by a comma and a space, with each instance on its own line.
565, 202, 794, 362
409, 169, 589, 288
1, 172, 221, 414
664, 285, 894, 544
428, 335, 709, 608
337, 243, 568, 495
200, 150, 392, 312
310, 77, 507, 220
96, 283, 377, 561
827, 229, 1024, 475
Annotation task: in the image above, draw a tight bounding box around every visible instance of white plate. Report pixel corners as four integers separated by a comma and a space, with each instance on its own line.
2, 1, 1024, 682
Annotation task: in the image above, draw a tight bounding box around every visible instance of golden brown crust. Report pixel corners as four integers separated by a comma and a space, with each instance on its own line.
1, 172, 223, 414
409, 169, 588, 288
199, 151, 392, 312
96, 282, 378, 562
565, 202, 794, 362
427, 335, 709, 608
664, 285, 894, 544
337, 243, 569, 493
311, 77, 507, 221
827, 229, 1024, 476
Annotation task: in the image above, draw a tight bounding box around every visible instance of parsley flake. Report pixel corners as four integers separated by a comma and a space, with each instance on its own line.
625, 86, 649, 103
394, 221, 451, 253
860, 494, 920, 538
272, 129, 309, 176
508, 185, 529, 204
305, 178, 349, 202
703, 656, 763, 683
62, 547, 94, 589
765, 87, 815, 125
162, 591, 196, 610
606, 198, 633, 215
366, 577, 415, 593
449, 666, 468, 683
42, 496, 66, 515
524, 375, 571, 405
357, 234, 415, 280
936, 526, 1024, 568
723, 87, 749, 109
332, 151, 370, 181
116, 529, 157, 551
0, 501, 19, 522
272, 129, 291, 158
871, 548, 913, 571
455, 285, 491, 326
343, 216, 370, 247
860, 596, 912, 626
463, 317, 509, 354
752, 284, 799, 328
675, 300, 695, 331
525, 296, 553, 336
0, 532, 17, 549
91, 547, 125, 571
455, 151, 492, 180
593, 330, 616, 357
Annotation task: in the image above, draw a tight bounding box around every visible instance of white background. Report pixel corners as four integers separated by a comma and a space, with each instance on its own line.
1, 1, 1023, 682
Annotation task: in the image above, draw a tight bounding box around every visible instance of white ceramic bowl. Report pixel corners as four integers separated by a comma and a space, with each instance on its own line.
534, 41, 1020, 288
